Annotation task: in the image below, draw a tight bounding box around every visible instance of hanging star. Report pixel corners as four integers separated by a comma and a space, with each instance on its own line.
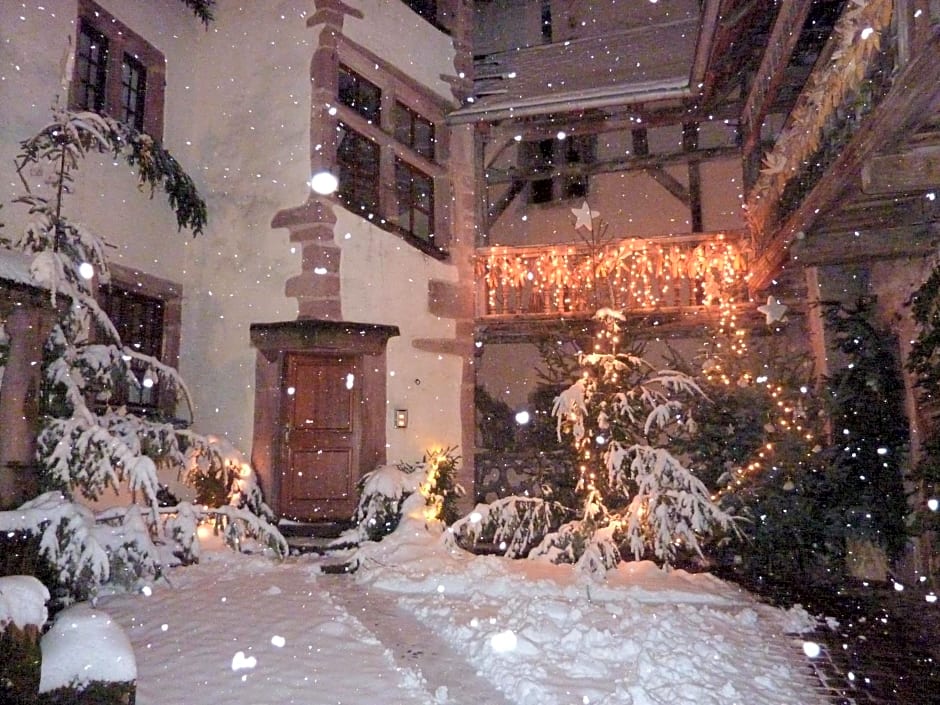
571, 201, 599, 231
757, 296, 788, 325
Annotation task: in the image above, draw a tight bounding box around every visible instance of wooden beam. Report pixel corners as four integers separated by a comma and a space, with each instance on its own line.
740, 0, 815, 154
485, 178, 527, 229
790, 223, 940, 267
645, 166, 691, 206
485, 146, 743, 185
748, 28, 940, 294
861, 144, 940, 195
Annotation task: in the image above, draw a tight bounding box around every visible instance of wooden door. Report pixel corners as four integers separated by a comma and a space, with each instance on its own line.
280, 353, 361, 520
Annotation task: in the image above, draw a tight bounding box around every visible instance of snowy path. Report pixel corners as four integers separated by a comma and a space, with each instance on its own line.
325, 575, 516, 705
100, 554, 439, 705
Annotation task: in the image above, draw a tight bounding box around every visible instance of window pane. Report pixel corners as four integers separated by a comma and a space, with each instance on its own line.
394, 102, 435, 160
75, 22, 109, 112
337, 125, 380, 215
395, 159, 434, 242
121, 54, 147, 132
338, 66, 381, 123
99, 286, 165, 413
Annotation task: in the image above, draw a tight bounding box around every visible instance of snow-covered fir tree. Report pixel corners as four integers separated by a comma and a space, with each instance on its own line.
451, 309, 737, 573
0, 96, 284, 603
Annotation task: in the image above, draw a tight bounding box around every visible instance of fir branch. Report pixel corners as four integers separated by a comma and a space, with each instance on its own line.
179, 0, 216, 27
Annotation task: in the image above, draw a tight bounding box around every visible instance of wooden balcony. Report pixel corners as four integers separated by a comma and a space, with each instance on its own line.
475, 231, 748, 326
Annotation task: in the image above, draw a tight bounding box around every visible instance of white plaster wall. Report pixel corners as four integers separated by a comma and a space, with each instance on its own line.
342, 0, 457, 103
335, 209, 462, 465
0, 1, 312, 450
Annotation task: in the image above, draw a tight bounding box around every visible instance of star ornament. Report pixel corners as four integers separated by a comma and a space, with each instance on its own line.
757, 296, 788, 325
571, 201, 600, 231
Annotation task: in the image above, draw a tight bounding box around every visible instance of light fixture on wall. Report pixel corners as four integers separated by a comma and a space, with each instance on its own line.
308, 170, 338, 195
394, 409, 408, 429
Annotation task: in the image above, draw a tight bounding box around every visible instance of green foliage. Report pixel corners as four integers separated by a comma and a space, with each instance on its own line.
475, 384, 516, 451
448, 496, 572, 557
0, 624, 42, 705
179, 0, 215, 27
15, 111, 207, 235
822, 299, 909, 560
353, 448, 464, 542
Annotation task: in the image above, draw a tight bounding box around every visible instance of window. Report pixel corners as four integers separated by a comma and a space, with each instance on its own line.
336, 125, 380, 216
327, 41, 448, 257
394, 102, 435, 160
400, 0, 453, 34
338, 66, 381, 123
396, 160, 434, 243
99, 286, 165, 414
75, 21, 108, 113
71, 0, 165, 139
526, 135, 595, 204
94, 268, 182, 419
120, 55, 147, 132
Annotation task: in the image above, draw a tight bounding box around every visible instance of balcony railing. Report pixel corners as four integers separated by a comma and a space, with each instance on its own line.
476, 231, 748, 319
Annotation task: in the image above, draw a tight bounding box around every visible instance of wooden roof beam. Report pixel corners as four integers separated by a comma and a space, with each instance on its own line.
748, 28, 940, 295
740, 0, 815, 155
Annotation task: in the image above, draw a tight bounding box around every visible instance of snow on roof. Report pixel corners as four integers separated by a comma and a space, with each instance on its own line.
0, 575, 50, 630
0, 247, 42, 290
39, 604, 137, 692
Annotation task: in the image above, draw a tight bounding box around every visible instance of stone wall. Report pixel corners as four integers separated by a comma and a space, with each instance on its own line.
474, 450, 575, 503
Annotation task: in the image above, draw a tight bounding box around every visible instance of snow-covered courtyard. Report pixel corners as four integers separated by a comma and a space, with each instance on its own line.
93, 522, 828, 705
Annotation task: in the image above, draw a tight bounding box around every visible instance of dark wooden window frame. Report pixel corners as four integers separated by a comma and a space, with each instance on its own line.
70, 0, 166, 139
526, 134, 595, 205
330, 38, 451, 259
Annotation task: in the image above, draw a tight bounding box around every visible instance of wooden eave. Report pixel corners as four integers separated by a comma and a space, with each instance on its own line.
748, 27, 940, 294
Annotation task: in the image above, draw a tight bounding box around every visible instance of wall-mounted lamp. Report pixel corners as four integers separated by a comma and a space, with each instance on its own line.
394, 409, 409, 429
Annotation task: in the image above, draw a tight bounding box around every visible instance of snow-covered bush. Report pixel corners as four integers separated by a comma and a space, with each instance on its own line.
447, 496, 570, 557
350, 449, 463, 542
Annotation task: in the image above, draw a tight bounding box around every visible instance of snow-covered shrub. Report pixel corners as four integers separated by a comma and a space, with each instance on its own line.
446, 496, 570, 557
0, 576, 49, 704
450, 311, 735, 573
39, 604, 136, 703
351, 449, 464, 542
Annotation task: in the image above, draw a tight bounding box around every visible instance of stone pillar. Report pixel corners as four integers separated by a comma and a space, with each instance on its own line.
0, 305, 52, 509
274, 198, 342, 320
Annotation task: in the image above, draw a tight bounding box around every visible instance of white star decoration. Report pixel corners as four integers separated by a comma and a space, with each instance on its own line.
571, 201, 600, 231
757, 296, 788, 325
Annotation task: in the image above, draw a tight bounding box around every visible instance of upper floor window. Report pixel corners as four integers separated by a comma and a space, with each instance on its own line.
71, 0, 165, 139
330, 41, 449, 258
394, 102, 435, 160
526, 135, 595, 204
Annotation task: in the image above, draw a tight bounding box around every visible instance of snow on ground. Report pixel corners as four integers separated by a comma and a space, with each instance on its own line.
95, 518, 825, 705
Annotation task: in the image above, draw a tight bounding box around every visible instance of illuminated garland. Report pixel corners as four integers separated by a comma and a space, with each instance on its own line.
478, 233, 748, 316
746, 0, 895, 240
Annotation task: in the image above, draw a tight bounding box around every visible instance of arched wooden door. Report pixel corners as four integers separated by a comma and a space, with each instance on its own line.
279, 353, 361, 520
